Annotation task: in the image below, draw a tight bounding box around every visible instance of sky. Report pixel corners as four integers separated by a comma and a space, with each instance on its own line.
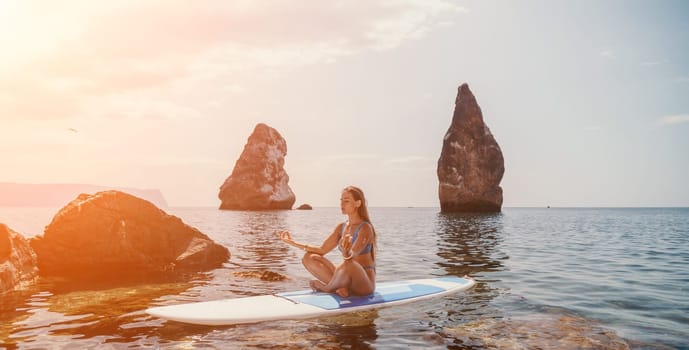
1, 0, 688, 208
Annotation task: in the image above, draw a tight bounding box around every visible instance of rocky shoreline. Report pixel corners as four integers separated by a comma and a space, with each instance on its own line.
1, 190, 229, 294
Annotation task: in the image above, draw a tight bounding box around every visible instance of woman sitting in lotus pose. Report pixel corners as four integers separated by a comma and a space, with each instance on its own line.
276, 186, 376, 297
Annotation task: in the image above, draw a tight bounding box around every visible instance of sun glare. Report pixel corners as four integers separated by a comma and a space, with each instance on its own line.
0, 0, 26, 41
0, 0, 76, 67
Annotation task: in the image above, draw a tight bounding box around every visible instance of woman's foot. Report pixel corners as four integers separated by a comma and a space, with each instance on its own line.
335, 287, 349, 298
309, 280, 326, 292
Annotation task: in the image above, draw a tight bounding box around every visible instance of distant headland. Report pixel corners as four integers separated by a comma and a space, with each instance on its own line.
0, 182, 168, 207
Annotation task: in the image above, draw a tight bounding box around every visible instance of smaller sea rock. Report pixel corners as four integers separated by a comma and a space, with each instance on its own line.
296, 204, 313, 210
30, 191, 230, 278
0, 224, 38, 293
233, 270, 287, 281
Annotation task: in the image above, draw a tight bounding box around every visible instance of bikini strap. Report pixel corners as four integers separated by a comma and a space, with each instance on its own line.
351, 221, 367, 241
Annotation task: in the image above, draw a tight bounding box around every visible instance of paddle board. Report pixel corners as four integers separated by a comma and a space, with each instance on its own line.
146, 276, 475, 325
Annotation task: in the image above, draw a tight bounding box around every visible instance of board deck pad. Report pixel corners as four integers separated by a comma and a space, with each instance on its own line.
146, 276, 475, 325
280, 282, 445, 310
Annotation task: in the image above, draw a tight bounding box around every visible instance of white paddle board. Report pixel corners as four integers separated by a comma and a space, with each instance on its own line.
146, 276, 475, 325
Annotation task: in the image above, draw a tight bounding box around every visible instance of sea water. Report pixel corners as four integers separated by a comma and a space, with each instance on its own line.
0, 207, 687, 349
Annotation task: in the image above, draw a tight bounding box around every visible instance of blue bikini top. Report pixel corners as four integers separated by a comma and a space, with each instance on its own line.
338, 221, 373, 255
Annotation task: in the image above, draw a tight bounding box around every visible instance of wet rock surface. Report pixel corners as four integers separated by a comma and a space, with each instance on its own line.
445, 311, 631, 350
0, 224, 38, 294
30, 191, 230, 277
219, 123, 296, 210
233, 270, 288, 281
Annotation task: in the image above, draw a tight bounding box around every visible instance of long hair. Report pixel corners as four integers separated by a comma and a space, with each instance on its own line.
344, 186, 377, 260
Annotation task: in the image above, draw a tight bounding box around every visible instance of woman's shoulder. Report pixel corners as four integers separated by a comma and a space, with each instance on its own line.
358, 221, 374, 234
333, 222, 346, 233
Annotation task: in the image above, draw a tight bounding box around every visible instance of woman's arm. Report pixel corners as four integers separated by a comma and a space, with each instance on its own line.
276, 223, 342, 255
275, 231, 306, 249
306, 224, 341, 255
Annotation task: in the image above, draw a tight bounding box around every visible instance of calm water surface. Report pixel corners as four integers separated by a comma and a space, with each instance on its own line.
0, 207, 687, 349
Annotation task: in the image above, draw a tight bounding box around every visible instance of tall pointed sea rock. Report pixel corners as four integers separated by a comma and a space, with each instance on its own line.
219, 123, 296, 210
437, 83, 504, 212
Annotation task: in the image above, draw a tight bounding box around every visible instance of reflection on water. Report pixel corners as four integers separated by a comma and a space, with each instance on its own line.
309, 311, 379, 350
434, 212, 506, 277
431, 211, 648, 350
433, 212, 507, 326
233, 210, 290, 267
1, 273, 203, 348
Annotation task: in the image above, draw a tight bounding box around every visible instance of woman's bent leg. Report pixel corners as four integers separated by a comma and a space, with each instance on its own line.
319, 260, 374, 296
302, 253, 335, 283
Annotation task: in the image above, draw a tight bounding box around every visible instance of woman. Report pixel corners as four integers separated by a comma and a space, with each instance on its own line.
276, 186, 376, 297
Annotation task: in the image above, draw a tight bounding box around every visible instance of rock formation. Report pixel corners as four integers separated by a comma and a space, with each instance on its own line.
296, 204, 313, 210
233, 270, 288, 281
30, 191, 230, 277
438, 83, 504, 212
0, 224, 38, 293
446, 311, 631, 349
219, 123, 296, 210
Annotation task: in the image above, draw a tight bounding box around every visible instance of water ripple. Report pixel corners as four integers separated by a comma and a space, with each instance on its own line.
0, 207, 687, 349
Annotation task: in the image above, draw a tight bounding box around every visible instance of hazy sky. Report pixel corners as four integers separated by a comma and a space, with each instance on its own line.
1, 0, 688, 207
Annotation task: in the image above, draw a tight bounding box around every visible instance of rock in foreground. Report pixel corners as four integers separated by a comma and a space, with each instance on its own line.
438, 83, 504, 212
0, 224, 38, 293
219, 123, 296, 210
30, 191, 230, 277
233, 270, 287, 281
445, 312, 630, 349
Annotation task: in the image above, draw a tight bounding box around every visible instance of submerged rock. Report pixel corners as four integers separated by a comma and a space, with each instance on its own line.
233, 270, 287, 281
296, 204, 313, 210
0, 224, 38, 293
218, 123, 296, 210
445, 312, 631, 349
30, 191, 230, 277
437, 83, 504, 212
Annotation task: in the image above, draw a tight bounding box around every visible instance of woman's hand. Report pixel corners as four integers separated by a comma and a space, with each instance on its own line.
276, 230, 293, 244
340, 233, 353, 258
